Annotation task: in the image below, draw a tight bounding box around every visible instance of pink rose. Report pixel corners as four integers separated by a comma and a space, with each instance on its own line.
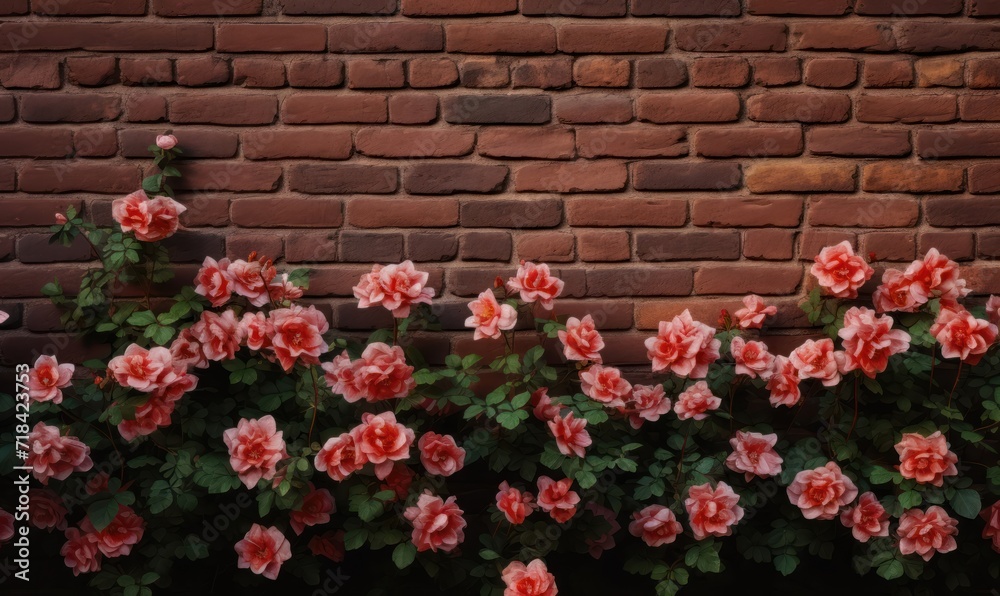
810, 241, 873, 299
786, 462, 858, 520
501, 559, 557, 596
734, 294, 777, 330
644, 309, 720, 379
169, 328, 208, 369
194, 256, 234, 307
403, 491, 466, 553
982, 501, 1000, 553
61, 527, 102, 575
0, 310, 8, 325
626, 384, 671, 429
547, 411, 591, 458
531, 388, 560, 421
354, 260, 435, 319
418, 432, 466, 477
111, 190, 152, 238
80, 504, 145, 558
380, 462, 415, 500
268, 305, 330, 371
155, 134, 178, 150
108, 343, 177, 392
725, 430, 783, 481
536, 476, 579, 523
290, 484, 335, 535
55, 212, 68, 224
558, 314, 604, 363
579, 365, 632, 408
838, 307, 911, 378
227, 258, 276, 307
873, 268, 926, 313
315, 432, 365, 482
112, 190, 185, 242
906, 248, 969, 307
840, 492, 890, 543
507, 261, 564, 310
930, 307, 998, 365
237, 311, 273, 352
223, 415, 288, 489
898, 506, 958, 561
895, 431, 958, 487
987, 295, 1000, 328
235, 524, 292, 580
85, 472, 110, 496
27, 354, 74, 404
674, 381, 721, 421
629, 504, 683, 547
26, 423, 93, 484
351, 411, 415, 480
190, 310, 241, 362
268, 273, 304, 304
730, 337, 775, 380
323, 343, 414, 403
466, 289, 518, 340
789, 338, 843, 387
497, 482, 535, 525
685, 481, 744, 540
29, 489, 68, 531
117, 372, 195, 442
766, 355, 802, 408
309, 530, 345, 562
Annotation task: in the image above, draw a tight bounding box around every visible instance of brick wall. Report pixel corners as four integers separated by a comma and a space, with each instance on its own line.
3, 0, 1000, 366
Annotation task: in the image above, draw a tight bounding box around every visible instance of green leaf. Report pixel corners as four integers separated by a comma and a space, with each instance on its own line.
949, 489, 982, 519
774, 554, 798, 576
344, 528, 368, 551
147, 480, 173, 514
127, 310, 157, 327
877, 559, 904, 581
87, 498, 120, 532
392, 542, 417, 569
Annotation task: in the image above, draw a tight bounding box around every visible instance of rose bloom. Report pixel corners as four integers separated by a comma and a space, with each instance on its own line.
810, 241, 874, 299
227, 259, 276, 307
906, 248, 969, 306
873, 268, 926, 313
28, 354, 74, 404
685, 481, 744, 540
403, 492, 466, 553
309, 530, 345, 563
418, 432, 466, 477
644, 310, 720, 379
290, 485, 335, 535
579, 365, 632, 408
536, 476, 580, 523
730, 337, 775, 380
725, 430, 783, 481
237, 311, 273, 352
558, 315, 605, 363
155, 134, 177, 150
28, 489, 67, 531
497, 482, 535, 525
223, 415, 288, 489
789, 338, 843, 387
838, 307, 911, 378
323, 343, 414, 403
61, 528, 102, 575
79, 504, 145, 558
898, 506, 959, 561
0, 509, 12, 543
194, 256, 233, 307
895, 431, 958, 487
930, 307, 998, 365
85, 472, 110, 496
235, 524, 292, 580
170, 327, 208, 369
766, 355, 802, 408
268, 305, 330, 372
507, 261, 564, 310
27, 423, 93, 484
117, 372, 196, 442
315, 432, 366, 482
987, 295, 1000, 328
354, 260, 436, 318
269, 273, 304, 304
982, 501, 1000, 553
466, 289, 518, 340
629, 505, 683, 547
547, 412, 592, 458
585, 502, 620, 559
626, 384, 671, 430
840, 492, 890, 543
112, 189, 187, 242
786, 462, 858, 520
734, 294, 777, 330
0, 310, 8, 325
351, 411, 415, 480
674, 381, 721, 421
381, 462, 415, 500
502, 559, 558, 596
108, 343, 177, 392
531, 388, 560, 421
190, 310, 241, 362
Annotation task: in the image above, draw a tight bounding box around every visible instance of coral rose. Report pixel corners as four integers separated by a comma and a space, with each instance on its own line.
725, 430, 783, 481
674, 381, 721, 421
988, 295, 1000, 328
108, 343, 177, 392
315, 432, 365, 482
27, 354, 74, 404
531, 388, 560, 421
789, 338, 843, 387
629, 505, 683, 547
235, 524, 292, 580
898, 506, 958, 561
194, 256, 233, 307
80, 504, 145, 558
895, 431, 958, 487
838, 307, 911, 378
354, 260, 435, 319
155, 134, 177, 150
26, 423, 93, 484
766, 355, 802, 408
351, 411, 415, 480
685, 481, 744, 540
558, 315, 605, 363
227, 258, 276, 307
644, 310, 720, 379
324, 343, 414, 403
786, 462, 858, 520
810, 241, 873, 299
734, 294, 777, 330
381, 462, 415, 500
403, 492, 466, 553
268, 273, 304, 304
29, 489, 68, 531
268, 305, 330, 371
547, 411, 591, 458
840, 492, 890, 543
223, 415, 287, 489
536, 476, 579, 523
501, 559, 557, 596
309, 530, 345, 562
0, 310, 8, 325
418, 432, 466, 477
930, 307, 998, 366
873, 268, 926, 314
507, 261, 564, 310
290, 485, 335, 535
466, 289, 518, 340
117, 371, 195, 442
61, 528, 102, 575
190, 309, 240, 362
905, 248, 969, 307
497, 482, 535, 525
626, 384, 671, 430
579, 365, 632, 408
730, 337, 775, 380
237, 311, 273, 352
982, 501, 1000, 553
170, 328, 208, 369
113, 189, 186, 242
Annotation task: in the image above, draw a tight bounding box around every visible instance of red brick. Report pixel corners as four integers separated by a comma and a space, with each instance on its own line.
7, 198, 83, 226
516, 233, 575, 262
695, 265, 802, 295
231, 197, 342, 228
329, 23, 442, 53
587, 268, 692, 297
747, 93, 851, 123
746, 162, 856, 193
283, 0, 396, 14
227, 234, 283, 262
175, 57, 230, 86
916, 58, 963, 88
173, 163, 282, 192
459, 58, 510, 88
919, 232, 974, 261
512, 58, 573, 89
743, 229, 796, 260
895, 23, 1000, 53
461, 232, 512, 261
577, 230, 630, 262
857, 95, 957, 123
401, 0, 517, 16
691, 197, 803, 227
243, 129, 352, 160
461, 199, 562, 228
121, 128, 237, 158
969, 164, 1000, 194
862, 232, 916, 262
631, 0, 741, 16
969, 59, 1000, 88
0, 94, 13, 121
916, 130, 1000, 158
522, 0, 626, 16
443, 94, 551, 124
926, 197, 1000, 227
407, 232, 458, 262
808, 197, 919, 227
0, 23, 213, 51
0, 0, 27, 14
635, 58, 688, 88
287, 59, 344, 88
791, 23, 896, 51
856, 0, 961, 13
18, 232, 92, 263
556, 93, 632, 123
120, 58, 173, 86
804, 58, 857, 89
171, 94, 276, 125
566, 197, 686, 227
748, 0, 851, 14
638, 93, 740, 123
289, 164, 397, 194
573, 57, 630, 88
753, 57, 800, 86
234, 59, 286, 88
356, 128, 475, 158
808, 127, 910, 157
348, 59, 404, 89
0, 163, 13, 189
405, 164, 508, 194
409, 58, 458, 88
390, 93, 438, 124
0, 128, 73, 157
0, 56, 61, 89
33, 0, 146, 14
19, 163, 139, 193
447, 23, 556, 54
863, 59, 914, 88
695, 128, 802, 158
124, 95, 166, 122
960, 96, 1000, 121
862, 163, 964, 193
691, 57, 750, 88
153, 0, 262, 16
341, 231, 404, 263
20, 94, 120, 123
578, 127, 687, 158
558, 24, 668, 54
281, 94, 386, 124
638, 230, 740, 261
66, 56, 117, 86
75, 127, 117, 157
285, 231, 338, 263
218, 24, 326, 52
478, 128, 575, 159
970, 0, 1000, 15
348, 198, 459, 228
514, 161, 627, 193
675, 23, 786, 52
634, 162, 742, 191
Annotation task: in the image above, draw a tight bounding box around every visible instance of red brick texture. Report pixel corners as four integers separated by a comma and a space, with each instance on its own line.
4, 1, 1000, 364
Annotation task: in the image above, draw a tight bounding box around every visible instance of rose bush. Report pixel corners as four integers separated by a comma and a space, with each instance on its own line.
1, 139, 999, 595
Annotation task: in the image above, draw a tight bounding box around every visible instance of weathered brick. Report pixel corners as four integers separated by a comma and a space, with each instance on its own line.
573, 57, 630, 88
0, 128, 73, 158
173, 163, 282, 192
635, 58, 688, 89
577, 230, 630, 262
743, 229, 796, 260
405, 164, 508, 194
808, 197, 919, 227
512, 58, 574, 89
927, 197, 1000, 226
691, 197, 803, 227
638, 93, 740, 123
804, 58, 857, 89
637, 231, 740, 261
356, 128, 474, 158
969, 164, 1000, 194
348, 59, 405, 89
808, 127, 911, 157
748, 0, 850, 14
960, 95, 1000, 121
514, 161, 627, 193
287, 59, 344, 88
793, 23, 896, 51
75, 127, 117, 157
459, 58, 509, 88
968, 59, 1000, 88
747, 93, 851, 123
171, 94, 277, 125
124, 95, 166, 123
409, 58, 458, 88
447, 23, 556, 54
460, 232, 512, 261
745, 162, 857, 193
442, 95, 551, 124
390, 93, 438, 124
66, 56, 118, 87
33, 0, 145, 15
578, 127, 687, 158
7, 198, 84, 226
330, 23, 443, 53
862, 162, 964, 193
916, 58, 963, 88
407, 232, 458, 262
120, 58, 173, 86
461, 199, 563, 228
556, 94, 633, 123
970, 0, 1000, 16
153, 0, 262, 16
522, 0, 627, 16
348, 198, 459, 228
218, 24, 327, 52
675, 23, 786, 52
478, 128, 575, 159
695, 128, 802, 158
18, 233, 92, 263
243, 129, 353, 160
634, 162, 742, 191
289, 164, 398, 194
862, 232, 915, 262
895, 23, 1000, 53
400, 0, 516, 16
516, 233, 575, 262
281, 94, 386, 124
19, 163, 139, 193
285, 231, 338, 263
341, 232, 404, 263
0, 23, 213, 51
566, 198, 687, 227
20, 94, 120, 123
227, 234, 283, 262
632, 0, 741, 16
558, 24, 668, 53
863, 59, 914, 88
231, 197, 342, 228
856, 95, 956, 123
175, 57, 230, 86
856, 0, 961, 14
691, 57, 750, 88
121, 128, 237, 158
916, 130, 1000, 158
753, 57, 801, 86
233, 58, 286, 88
919, 232, 975, 261
587, 268, 692, 297
695, 265, 802, 295
283, 0, 396, 13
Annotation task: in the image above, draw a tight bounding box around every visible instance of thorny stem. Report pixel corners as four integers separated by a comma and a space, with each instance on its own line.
947, 361, 963, 409
847, 374, 859, 441
674, 425, 691, 491
308, 366, 321, 444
